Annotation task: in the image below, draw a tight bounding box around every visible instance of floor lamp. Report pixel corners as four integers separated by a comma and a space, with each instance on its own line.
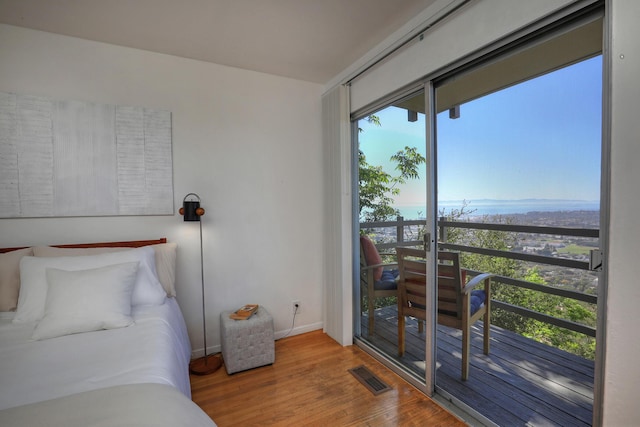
180, 193, 221, 375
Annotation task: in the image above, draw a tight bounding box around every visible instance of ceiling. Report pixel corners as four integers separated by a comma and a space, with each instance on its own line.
0, 0, 438, 84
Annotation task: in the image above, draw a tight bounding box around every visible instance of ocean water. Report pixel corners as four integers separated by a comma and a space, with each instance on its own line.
395, 199, 600, 220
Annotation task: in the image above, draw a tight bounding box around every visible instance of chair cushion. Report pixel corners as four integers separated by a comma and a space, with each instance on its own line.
360, 235, 383, 281
470, 290, 486, 314
435, 290, 485, 316
374, 269, 398, 291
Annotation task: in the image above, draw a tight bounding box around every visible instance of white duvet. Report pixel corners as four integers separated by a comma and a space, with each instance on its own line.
0, 384, 216, 427
0, 297, 192, 411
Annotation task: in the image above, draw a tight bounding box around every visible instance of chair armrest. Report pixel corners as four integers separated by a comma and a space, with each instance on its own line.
461, 272, 493, 294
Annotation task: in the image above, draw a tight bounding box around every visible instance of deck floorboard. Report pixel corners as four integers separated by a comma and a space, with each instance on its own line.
361, 305, 594, 427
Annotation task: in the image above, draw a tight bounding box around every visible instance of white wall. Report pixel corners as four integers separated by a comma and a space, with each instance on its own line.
0, 24, 325, 356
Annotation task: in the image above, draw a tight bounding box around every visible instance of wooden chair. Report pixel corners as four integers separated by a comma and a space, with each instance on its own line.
396, 247, 493, 380
360, 235, 399, 336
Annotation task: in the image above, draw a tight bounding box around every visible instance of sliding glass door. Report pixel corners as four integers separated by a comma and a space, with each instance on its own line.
431, 14, 603, 426
353, 89, 436, 387
352, 6, 604, 426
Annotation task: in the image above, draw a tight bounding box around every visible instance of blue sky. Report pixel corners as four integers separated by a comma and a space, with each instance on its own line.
358, 55, 602, 208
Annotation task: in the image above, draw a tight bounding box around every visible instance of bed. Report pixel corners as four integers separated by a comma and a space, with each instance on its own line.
0, 238, 216, 426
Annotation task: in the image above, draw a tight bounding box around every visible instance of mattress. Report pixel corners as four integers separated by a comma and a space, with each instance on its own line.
0, 297, 192, 411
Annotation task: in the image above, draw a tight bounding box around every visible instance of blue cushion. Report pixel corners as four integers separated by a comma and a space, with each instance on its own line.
419, 289, 485, 315
470, 290, 486, 314
374, 269, 399, 291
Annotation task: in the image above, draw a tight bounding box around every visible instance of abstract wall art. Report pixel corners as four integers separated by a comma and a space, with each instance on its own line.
0, 92, 173, 218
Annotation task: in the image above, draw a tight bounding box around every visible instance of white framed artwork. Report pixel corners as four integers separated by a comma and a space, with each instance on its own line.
0, 92, 173, 218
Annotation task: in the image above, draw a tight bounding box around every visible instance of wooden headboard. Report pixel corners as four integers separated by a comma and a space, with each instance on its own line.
0, 238, 167, 254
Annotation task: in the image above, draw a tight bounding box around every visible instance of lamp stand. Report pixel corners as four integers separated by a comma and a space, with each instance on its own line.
189, 217, 222, 375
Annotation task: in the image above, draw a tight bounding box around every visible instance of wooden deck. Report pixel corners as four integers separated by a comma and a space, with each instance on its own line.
361, 305, 594, 427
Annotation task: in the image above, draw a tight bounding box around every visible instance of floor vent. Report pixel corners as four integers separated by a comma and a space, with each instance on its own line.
348, 365, 392, 395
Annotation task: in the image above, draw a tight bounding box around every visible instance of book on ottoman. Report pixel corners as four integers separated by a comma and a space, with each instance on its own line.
229, 304, 259, 320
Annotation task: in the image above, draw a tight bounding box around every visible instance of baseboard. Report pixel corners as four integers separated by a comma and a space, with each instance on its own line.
190, 321, 324, 359
275, 321, 324, 340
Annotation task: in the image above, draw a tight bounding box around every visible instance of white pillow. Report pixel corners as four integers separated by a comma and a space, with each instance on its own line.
151, 243, 177, 297
33, 243, 178, 297
14, 246, 166, 323
31, 262, 139, 340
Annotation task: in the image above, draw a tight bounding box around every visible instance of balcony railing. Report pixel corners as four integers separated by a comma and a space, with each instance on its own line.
360, 216, 599, 340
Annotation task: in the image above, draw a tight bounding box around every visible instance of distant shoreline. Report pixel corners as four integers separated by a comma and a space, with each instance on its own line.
395, 200, 599, 219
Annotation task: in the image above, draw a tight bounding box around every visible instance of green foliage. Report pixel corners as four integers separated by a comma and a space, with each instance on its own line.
363, 114, 381, 129
358, 151, 400, 221
443, 210, 520, 278
441, 206, 597, 360
390, 146, 424, 182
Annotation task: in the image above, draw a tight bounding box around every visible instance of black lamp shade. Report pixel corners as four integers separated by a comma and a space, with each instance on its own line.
180, 193, 204, 221
183, 200, 201, 221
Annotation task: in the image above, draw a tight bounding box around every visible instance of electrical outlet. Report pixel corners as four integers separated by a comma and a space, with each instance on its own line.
292, 300, 302, 314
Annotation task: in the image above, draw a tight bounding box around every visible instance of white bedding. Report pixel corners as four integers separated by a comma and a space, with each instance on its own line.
0, 297, 192, 411
0, 383, 215, 427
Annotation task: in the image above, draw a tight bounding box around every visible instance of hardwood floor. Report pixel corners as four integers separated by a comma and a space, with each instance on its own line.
190, 330, 465, 426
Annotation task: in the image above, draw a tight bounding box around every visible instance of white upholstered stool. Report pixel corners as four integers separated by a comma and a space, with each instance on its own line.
220, 307, 275, 374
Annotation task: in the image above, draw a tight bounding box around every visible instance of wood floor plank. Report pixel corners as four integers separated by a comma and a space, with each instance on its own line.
191, 330, 465, 427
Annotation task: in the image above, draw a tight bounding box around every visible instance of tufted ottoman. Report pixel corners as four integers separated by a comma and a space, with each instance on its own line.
220, 307, 275, 374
